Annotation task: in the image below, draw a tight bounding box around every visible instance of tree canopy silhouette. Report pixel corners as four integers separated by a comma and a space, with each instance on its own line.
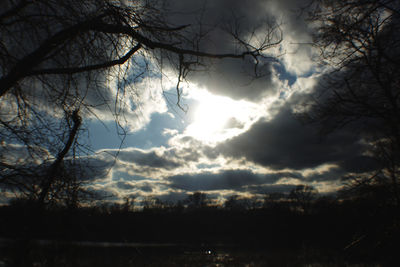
0, 0, 281, 205
305, 0, 400, 201
303, 0, 400, 247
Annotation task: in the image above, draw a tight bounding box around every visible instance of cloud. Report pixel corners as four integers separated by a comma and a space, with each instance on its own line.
88, 146, 186, 180
4, 0, 385, 205
339, 156, 380, 173
83, 75, 169, 133
243, 184, 297, 195
264, 0, 318, 76
1, 0, 174, 136
0, 144, 114, 196
154, 190, 189, 203
162, 128, 179, 136
146, 0, 321, 105
115, 181, 136, 190
69, 156, 114, 183
168, 169, 300, 191
188, 58, 280, 102
224, 117, 245, 129
217, 102, 371, 171
113, 179, 158, 194
0, 143, 40, 166
155, 0, 285, 102
138, 183, 154, 193
117, 148, 181, 169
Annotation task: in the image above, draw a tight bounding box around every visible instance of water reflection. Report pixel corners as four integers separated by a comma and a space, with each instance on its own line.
0, 239, 385, 266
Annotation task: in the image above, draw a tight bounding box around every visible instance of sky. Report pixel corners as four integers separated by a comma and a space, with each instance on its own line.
1, 0, 377, 205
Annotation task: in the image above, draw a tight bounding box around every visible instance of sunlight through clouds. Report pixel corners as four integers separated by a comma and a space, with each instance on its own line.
184, 88, 264, 144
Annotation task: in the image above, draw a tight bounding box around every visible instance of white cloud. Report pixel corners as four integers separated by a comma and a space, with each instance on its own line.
183, 87, 268, 144
162, 128, 179, 136
86, 75, 170, 133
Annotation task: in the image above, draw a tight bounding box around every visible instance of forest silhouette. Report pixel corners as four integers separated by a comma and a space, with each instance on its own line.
1, 186, 398, 265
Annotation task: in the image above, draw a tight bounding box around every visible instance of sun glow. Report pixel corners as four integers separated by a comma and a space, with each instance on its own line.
185, 90, 260, 143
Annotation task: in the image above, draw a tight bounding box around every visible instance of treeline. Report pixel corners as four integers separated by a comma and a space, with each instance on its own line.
0, 184, 399, 261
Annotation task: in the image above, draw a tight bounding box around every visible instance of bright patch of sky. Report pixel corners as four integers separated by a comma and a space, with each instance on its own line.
184, 87, 265, 144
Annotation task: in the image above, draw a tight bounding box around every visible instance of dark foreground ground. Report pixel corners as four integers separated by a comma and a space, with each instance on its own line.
1, 195, 399, 266
0, 239, 389, 267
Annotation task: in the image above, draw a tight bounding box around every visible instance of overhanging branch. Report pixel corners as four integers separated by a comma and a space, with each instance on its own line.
26, 43, 142, 76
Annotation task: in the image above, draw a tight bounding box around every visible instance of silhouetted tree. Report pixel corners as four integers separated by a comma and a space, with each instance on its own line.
224, 195, 241, 211
142, 196, 157, 211
289, 185, 318, 214
224, 195, 256, 211
263, 192, 287, 209
305, 0, 400, 202
0, 0, 281, 205
122, 196, 136, 212
185, 191, 209, 209
0, 108, 96, 207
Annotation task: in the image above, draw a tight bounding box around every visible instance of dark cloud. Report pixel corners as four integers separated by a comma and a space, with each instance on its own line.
118, 149, 181, 169
304, 167, 347, 183
189, 58, 279, 101
266, 0, 314, 37
0, 144, 113, 194
166, 0, 276, 53
178, 0, 317, 100
339, 156, 381, 174
85, 186, 118, 201
150, 191, 188, 203
166, 136, 204, 162
160, 0, 283, 101
244, 184, 297, 195
168, 169, 300, 191
115, 181, 136, 190
157, 0, 320, 102
217, 105, 372, 170
72, 155, 116, 182
112, 171, 148, 182
138, 183, 154, 193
